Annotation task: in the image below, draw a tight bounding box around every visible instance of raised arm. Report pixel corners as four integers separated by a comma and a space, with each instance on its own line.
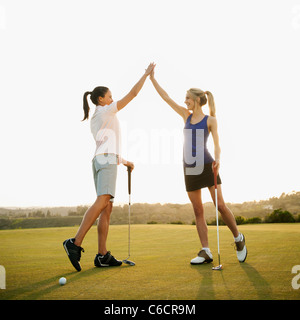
150, 69, 190, 122
117, 63, 155, 111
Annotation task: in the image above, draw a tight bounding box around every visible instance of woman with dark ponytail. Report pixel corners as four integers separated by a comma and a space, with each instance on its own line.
82, 87, 109, 121
63, 63, 155, 271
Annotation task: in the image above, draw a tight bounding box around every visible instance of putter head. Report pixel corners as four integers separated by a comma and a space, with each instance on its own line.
123, 259, 135, 266
212, 264, 223, 270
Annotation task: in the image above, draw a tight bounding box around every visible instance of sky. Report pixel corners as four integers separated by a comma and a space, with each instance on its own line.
0, 0, 300, 208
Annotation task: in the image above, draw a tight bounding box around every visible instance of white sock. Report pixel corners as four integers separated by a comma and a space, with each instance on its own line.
202, 247, 212, 255
234, 233, 243, 242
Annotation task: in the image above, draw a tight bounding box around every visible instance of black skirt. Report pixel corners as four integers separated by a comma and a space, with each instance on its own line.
184, 162, 222, 192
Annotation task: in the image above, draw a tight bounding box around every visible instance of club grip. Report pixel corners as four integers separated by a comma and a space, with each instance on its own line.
213, 161, 217, 189
127, 166, 132, 195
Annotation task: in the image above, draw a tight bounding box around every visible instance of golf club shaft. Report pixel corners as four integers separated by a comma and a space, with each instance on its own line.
127, 167, 132, 260
215, 188, 220, 263
128, 194, 131, 258
213, 162, 221, 266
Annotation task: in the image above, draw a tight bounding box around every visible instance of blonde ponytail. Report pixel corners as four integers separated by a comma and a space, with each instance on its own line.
187, 88, 216, 117
205, 91, 216, 117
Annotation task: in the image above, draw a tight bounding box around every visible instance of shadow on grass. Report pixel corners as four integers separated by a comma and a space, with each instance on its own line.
190, 263, 216, 300
3, 266, 125, 300
239, 262, 272, 299
1, 270, 74, 300
190, 262, 272, 300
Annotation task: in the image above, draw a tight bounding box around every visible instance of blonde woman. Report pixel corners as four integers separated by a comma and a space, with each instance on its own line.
150, 67, 247, 265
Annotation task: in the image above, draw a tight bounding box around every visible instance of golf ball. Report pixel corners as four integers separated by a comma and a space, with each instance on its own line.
59, 277, 67, 285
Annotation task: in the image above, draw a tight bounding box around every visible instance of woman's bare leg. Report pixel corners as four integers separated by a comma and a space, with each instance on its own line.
188, 189, 209, 248
208, 184, 239, 238
74, 195, 111, 247
97, 201, 113, 255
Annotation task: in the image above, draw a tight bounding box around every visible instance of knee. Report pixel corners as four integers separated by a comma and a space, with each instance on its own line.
95, 195, 111, 208
103, 201, 113, 217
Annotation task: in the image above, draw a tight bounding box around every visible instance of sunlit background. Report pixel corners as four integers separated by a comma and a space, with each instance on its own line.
0, 0, 299, 207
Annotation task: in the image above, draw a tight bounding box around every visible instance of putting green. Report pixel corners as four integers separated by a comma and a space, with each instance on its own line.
0, 224, 299, 300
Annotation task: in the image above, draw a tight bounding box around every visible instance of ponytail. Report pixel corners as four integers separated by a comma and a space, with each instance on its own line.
205, 91, 216, 117
82, 86, 109, 121
82, 91, 92, 121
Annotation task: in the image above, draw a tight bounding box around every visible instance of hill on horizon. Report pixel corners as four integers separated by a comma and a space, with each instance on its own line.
1, 191, 299, 225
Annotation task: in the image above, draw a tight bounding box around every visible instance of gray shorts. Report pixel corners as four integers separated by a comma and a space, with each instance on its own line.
92, 154, 118, 202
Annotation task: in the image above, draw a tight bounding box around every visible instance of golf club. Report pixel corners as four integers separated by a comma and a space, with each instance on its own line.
212, 162, 223, 271
123, 166, 135, 266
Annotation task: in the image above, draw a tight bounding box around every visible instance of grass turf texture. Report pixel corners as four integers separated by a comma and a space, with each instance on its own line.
0, 224, 299, 300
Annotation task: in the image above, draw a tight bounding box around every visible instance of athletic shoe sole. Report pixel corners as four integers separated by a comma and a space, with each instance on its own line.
190, 258, 213, 265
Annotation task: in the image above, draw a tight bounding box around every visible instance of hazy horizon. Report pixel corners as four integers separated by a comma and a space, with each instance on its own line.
1, 189, 298, 210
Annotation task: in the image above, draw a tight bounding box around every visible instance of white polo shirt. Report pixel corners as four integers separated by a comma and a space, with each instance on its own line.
90, 101, 122, 161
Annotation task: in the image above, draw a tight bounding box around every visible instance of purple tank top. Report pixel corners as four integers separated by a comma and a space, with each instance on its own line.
183, 114, 214, 167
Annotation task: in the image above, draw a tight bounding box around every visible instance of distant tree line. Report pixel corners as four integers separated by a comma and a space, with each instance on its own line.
0, 208, 299, 230
0, 191, 299, 229
208, 209, 300, 225
67, 206, 88, 216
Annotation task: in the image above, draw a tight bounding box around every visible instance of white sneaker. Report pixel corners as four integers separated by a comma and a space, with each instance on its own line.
235, 233, 247, 262
190, 249, 213, 265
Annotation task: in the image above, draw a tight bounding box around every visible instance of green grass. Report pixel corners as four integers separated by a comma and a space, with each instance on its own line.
0, 224, 300, 300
